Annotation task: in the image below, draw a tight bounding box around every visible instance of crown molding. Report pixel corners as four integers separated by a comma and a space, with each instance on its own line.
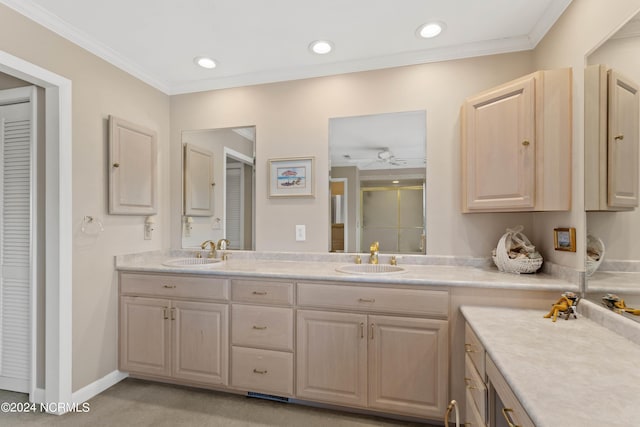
0, 0, 171, 94
2, 0, 570, 96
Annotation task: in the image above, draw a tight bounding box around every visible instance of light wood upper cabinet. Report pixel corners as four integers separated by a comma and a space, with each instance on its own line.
461, 68, 572, 212
109, 116, 158, 215
184, 143, 215, 216
586, 65, 639, 211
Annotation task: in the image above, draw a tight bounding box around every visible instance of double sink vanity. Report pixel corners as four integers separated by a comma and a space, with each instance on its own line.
116, 251, 624, 426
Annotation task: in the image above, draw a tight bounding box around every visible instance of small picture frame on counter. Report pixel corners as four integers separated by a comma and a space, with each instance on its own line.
554, 227, 576, 252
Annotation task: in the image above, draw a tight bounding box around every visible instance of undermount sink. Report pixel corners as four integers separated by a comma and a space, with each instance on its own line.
336, 264, 406, 275
162, 257, 222, 268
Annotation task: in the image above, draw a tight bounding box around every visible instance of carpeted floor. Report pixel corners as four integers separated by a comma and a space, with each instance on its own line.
0, 378, 442, 426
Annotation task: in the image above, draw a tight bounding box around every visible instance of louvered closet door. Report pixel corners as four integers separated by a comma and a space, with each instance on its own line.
0, 101, 31, 393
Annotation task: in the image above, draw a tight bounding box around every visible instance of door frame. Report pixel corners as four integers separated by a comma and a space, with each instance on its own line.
223, 147, 253, 249
0, 50, 72, 407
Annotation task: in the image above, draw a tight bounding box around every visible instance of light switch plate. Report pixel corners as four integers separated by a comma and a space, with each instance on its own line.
296, 225, 306, 241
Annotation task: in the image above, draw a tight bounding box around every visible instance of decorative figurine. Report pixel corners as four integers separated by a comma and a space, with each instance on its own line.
544, 291, 580, 322
602, 294, 640, 316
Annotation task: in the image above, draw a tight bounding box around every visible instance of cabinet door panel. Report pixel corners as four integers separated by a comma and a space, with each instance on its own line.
463, 75, 535, 211
120, 296, 171, 377
296, 310, 367, 407
608, 70, 640, 208
368, 315, 448, 418
184, 143, 214, 216
172, 301, 228, 385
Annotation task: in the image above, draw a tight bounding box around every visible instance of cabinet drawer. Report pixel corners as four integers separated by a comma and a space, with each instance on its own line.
487, 356, 535, 427
466, 388, 487, 427
231, 304, 293, 351
297, 282, 448, 317
231, 347, 293, 396
120, 272, 229, 300
465, 354, 487, 422
232, 279, 294, 305
465, 324, 486, 381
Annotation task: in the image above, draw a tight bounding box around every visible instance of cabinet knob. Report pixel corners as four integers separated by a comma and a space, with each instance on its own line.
522, 140, 530, 146
614, 134, 625, 141
113, 162, 120, 168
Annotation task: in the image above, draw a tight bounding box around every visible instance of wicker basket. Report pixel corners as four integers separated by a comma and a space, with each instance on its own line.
586, 235, 605, 276
492, 229, 543, 274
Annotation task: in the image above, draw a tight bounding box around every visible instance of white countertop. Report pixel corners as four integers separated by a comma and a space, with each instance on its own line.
461, 305, 640, 427
115, 251, 578, 291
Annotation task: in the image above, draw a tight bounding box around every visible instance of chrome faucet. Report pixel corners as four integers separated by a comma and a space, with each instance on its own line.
200, 240, 217, 258
369, 241, 379, 264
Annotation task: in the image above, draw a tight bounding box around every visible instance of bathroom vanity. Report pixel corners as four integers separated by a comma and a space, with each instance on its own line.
116, 251, 575, 423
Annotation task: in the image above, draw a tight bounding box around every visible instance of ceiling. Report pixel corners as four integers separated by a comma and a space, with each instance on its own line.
1, 0, 572, 95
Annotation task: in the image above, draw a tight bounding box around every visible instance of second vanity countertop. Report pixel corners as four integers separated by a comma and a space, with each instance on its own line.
116, 250, 578, 292
461, 304, 640, 427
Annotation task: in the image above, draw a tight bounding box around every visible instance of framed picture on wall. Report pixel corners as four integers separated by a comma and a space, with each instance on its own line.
268, 157, 315, 198
554, 227, 576, 252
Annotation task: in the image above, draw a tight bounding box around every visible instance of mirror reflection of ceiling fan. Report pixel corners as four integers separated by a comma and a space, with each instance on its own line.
343, 148, 408, 168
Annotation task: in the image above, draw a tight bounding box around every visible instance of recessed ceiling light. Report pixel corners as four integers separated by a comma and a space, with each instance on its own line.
417, 22, 445, 39
309, 40, 333, 55
194, 56, 216, 69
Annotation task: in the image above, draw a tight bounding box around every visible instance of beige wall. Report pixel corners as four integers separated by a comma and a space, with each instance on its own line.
171, 52, 537, 256
0, 4, 171, 391
0, 71, 30, 88
532, 0, 640, 269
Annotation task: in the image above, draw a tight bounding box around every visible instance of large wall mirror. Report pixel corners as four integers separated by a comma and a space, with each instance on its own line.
328, 111, 426, 254
585, 12, 640, 320
181, 126, 255, 250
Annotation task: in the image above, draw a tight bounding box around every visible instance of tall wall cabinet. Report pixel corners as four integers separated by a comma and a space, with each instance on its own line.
585, 64, 640, 211
461, 68, 572, 212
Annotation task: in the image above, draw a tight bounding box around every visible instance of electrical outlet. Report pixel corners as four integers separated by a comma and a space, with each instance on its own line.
295, 225, 306, 241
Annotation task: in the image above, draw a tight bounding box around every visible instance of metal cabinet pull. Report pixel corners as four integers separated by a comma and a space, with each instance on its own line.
502, 408, 520, 427
163, 284, 176, 289
252, 291, 267, 295
358, 298, 375, 303
522, 140, 530, 146
360, 322, 364, 338
163, 307, 169, 320
614, 134, 625, 141
370, 323, 375, 339
170, 307, 176, 321
464, 343, 476, 353
252, 325, 267, 330
112, 162, 120, 168
253, 369, 267, 375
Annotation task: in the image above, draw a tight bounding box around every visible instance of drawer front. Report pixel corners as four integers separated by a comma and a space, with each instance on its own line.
231, 346, 293, 396
465, 324, 486, 381
120, 272, 229, 300
487, 356, 535, 427
465, 354, 487, 422
231, 304, 294, 351
232, 279, 294, 305
465, 388, 487, 427
297, 282, 448, 317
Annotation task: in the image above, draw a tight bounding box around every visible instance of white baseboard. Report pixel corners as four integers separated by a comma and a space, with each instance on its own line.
71, 370, 128, 404
32, 387, 45, 403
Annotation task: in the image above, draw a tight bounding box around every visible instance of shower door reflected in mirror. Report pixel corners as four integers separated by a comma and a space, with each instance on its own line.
181, 127, 255, 250
329, 111, 426, 254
